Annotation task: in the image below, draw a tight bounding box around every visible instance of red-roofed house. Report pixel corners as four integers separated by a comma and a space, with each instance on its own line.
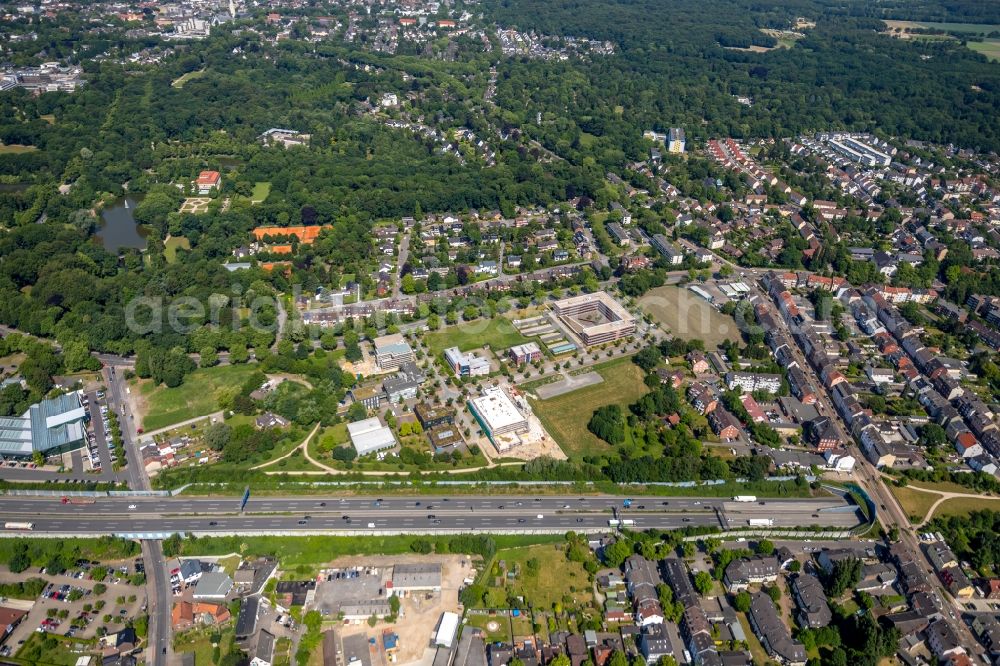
196, 170, 222, 194
0, 607, 27, 640
741, 394, 767, 423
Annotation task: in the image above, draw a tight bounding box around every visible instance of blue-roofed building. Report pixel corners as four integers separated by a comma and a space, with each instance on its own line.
0, 391, 87, 458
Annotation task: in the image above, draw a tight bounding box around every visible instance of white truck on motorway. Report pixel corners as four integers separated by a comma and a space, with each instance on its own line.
608, 519, 635, 527
747, 518, 774, 527
732, 495, 757, 503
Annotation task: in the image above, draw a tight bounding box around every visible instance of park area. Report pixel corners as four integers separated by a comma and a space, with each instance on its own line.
137, 364, 259, 431
888, 479, 1000, 523
164, 235, 191, 263
529, 357, 648, 460
638, 285, 738, 348
423, 317, 534, 356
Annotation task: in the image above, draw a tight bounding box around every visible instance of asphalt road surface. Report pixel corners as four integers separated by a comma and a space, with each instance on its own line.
0, 494, 862, 534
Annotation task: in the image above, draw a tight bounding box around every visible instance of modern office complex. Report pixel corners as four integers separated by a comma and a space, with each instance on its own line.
444, 347, 490, 376
373, 333, 415, 371
468, 387, 529, 450
552, 291, 636, 346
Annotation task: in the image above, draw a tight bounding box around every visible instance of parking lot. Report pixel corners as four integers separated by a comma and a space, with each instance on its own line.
1, 559, 147, 653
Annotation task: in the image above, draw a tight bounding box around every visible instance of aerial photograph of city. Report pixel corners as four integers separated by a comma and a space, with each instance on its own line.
0, 0, 999, 663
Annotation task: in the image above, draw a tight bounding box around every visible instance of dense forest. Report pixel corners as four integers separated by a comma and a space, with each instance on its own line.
484, 0, 1000, 160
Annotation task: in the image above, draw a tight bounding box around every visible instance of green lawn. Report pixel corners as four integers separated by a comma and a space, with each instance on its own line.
140, 364, 259, 431
932, 495, 1000, 519
174, 626, 235, 663
423, 317, 532, 356
17, 633, 95, 665
484, 543, 593, 610
251, 181, 272, 204
529, 357, 649, 460
466, 613, 514, 642
179, 535, 562, 573
164, 235, 191, 263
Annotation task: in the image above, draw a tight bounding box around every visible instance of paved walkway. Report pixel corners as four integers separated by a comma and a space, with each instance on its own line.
251, 423, 322, 470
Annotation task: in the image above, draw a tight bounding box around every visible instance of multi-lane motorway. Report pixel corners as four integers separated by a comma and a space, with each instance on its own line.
0, 494, 862, 535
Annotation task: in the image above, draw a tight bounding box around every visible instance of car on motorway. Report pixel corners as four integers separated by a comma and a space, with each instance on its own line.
576, 518, 584, 523
682, 518, 691, 522
297, 520, 307, 525
128, 504, 136, 510
433, 520, 441, 525
427, 514, 436, 519
209, 521, 218, 526
319, 502, 326, 507
517, 518, 525, 523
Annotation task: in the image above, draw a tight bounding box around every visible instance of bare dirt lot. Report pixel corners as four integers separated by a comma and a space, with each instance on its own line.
329, 554, 474, 666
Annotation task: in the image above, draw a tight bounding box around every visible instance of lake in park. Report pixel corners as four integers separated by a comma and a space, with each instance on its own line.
96, 196, 148, 252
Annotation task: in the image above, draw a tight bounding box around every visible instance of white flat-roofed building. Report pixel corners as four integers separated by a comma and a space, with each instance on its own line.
347, 417, 398, 456
373, 333, 415, 371
390, 563, 442, 595
444, 347, 490, 377
468, 387, 529, 449
552, 291, 636, 346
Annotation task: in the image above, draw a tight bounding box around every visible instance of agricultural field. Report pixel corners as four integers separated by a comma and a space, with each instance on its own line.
530, 357, 648, 460
639, 285, 738, 348
969, 40, 1000, 62
138, 364, 259, 431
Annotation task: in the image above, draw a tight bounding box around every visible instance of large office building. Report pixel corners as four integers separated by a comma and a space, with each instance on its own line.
468, 387, 529, 450
373, 333, 415, 371
0, 391, 87, 458
552, 291, 636, 346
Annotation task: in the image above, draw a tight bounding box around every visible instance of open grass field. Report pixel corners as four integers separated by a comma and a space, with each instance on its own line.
486, 543, 593, 610
530, 357, 648, 460
969, 39, 1000, 62
171, 69, 207, 88
16, 633, 93, 665
181, 534, 562, 571
933, 495, 1000, 519
0, 144, 38, 154
639, 285, 738, 348
888, 484, 939, 523
424, 317, 532, 356
174, 626, 236, 664
884, 20, 1000, 34
251, 181, 272, 204
164, 235, 191, 263
140, 364, 259, 431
